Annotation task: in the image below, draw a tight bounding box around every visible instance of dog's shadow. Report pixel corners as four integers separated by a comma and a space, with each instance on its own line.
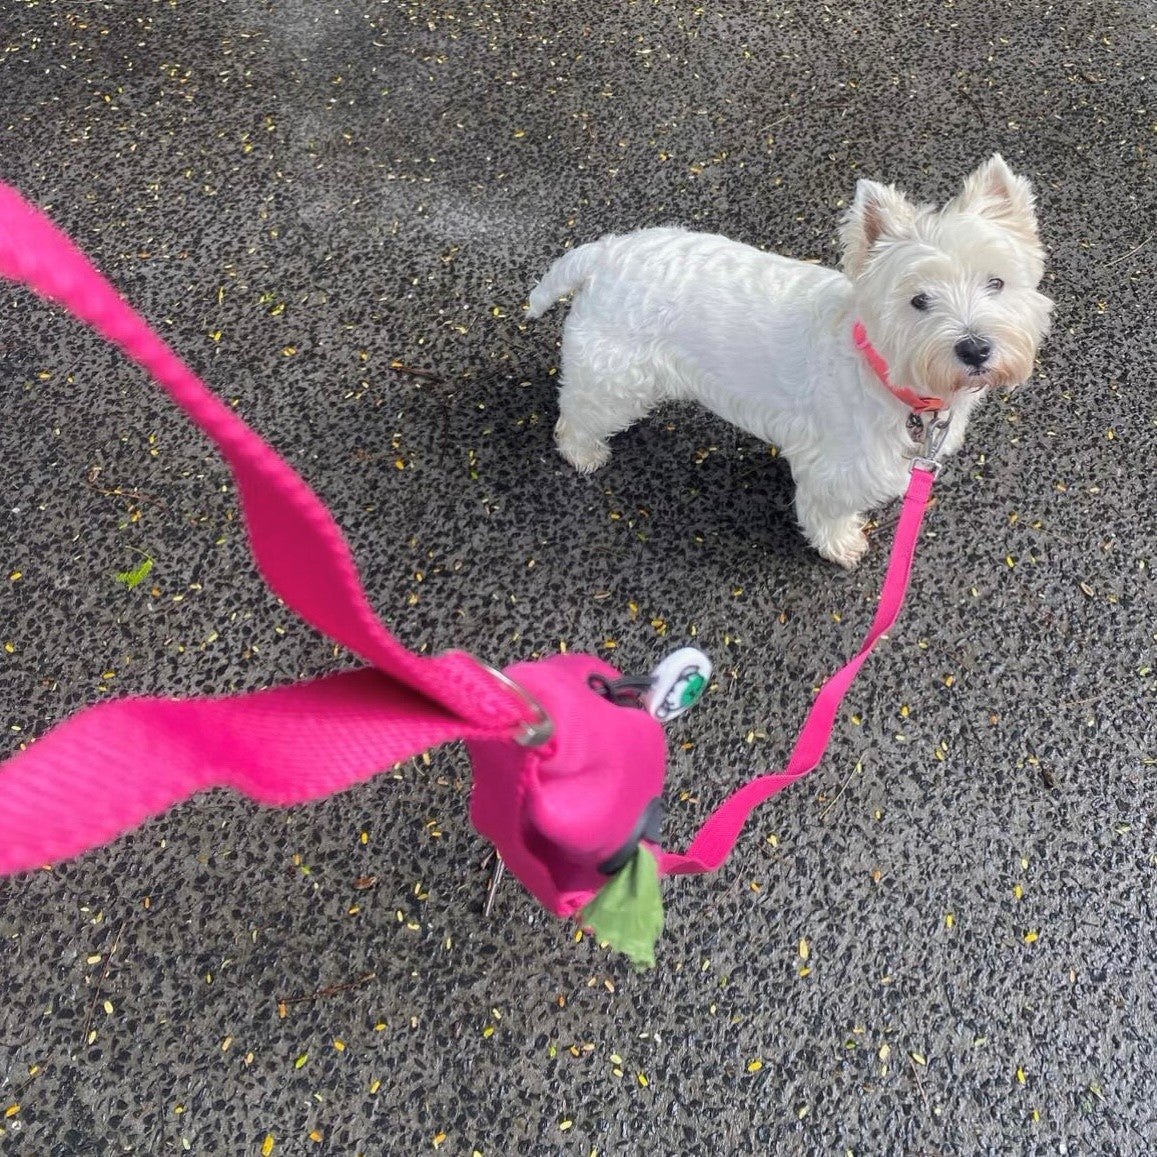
457, 368, 808, 567
611, 409, 802, 551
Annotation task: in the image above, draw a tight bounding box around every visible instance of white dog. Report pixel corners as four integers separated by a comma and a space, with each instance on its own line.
528, 155, 1052, 567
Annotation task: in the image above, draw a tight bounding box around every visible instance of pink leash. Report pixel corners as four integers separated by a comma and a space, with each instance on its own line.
0, 182, 940, 935
659, 462, 936, 877
0, 181, 534, 875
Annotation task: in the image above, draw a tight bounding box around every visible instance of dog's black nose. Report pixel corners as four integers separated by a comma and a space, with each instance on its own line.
954, 335, 992, 369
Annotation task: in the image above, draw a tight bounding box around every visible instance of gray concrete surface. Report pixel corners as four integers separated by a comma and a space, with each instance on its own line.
1, 1, 1155, 1154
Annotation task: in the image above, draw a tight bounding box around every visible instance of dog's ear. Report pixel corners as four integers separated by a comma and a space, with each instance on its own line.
951, 154, 1042, 249
839, 180, 917, 278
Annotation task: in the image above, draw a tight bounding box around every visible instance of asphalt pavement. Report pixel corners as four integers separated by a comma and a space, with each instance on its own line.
1, 2, 1154, 1154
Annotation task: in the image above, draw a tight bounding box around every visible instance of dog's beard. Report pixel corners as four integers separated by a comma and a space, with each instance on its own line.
897, 320, 1041, 398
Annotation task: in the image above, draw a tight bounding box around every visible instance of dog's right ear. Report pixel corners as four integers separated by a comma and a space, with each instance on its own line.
951, 154, 1043, 257
839, 180, 916, 278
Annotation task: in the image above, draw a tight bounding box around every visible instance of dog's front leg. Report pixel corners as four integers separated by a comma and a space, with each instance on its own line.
792, 477, 869, 569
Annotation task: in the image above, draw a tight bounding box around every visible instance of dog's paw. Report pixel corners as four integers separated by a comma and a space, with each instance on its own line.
815, 522, 870, 570
555, 418, 611, 473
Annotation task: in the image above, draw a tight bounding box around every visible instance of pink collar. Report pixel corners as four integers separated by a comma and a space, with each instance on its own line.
852, 321, 944, 413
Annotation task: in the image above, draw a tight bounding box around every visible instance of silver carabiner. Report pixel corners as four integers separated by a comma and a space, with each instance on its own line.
911, 410, 952, 476
922, 411, 952, 457
479, 662, 555, 747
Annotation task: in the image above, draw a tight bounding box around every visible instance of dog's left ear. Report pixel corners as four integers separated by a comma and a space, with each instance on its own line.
839, 179, 917, 278
952, 154, 1042, 251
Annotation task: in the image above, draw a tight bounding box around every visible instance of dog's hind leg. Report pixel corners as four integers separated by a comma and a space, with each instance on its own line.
553, 343, 666, 474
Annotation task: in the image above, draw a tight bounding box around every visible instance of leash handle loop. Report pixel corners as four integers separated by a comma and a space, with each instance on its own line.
0, 182, 549, 876
0, 182, 527, 735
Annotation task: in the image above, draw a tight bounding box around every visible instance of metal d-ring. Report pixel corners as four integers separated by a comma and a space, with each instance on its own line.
480, 662, 555, 747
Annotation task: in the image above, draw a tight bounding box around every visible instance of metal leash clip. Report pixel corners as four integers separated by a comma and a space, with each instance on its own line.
911, 411, 953, 476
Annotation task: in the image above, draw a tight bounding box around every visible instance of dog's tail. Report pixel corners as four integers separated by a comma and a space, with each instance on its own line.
526, 239, 611, 319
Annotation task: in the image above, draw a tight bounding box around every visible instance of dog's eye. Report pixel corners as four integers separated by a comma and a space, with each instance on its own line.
910, 293, 932, 312
987, 277, 1005, 293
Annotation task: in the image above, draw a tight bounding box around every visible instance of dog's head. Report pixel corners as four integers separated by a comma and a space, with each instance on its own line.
839, 155, 1053, 402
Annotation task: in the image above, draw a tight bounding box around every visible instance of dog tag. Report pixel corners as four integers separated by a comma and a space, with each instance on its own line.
643, 647, 712, 722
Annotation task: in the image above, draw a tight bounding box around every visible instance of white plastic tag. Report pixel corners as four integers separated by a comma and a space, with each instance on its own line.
644, 647, 712, 722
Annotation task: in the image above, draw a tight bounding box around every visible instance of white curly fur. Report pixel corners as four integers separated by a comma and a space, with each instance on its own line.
529, 155, 1053, 567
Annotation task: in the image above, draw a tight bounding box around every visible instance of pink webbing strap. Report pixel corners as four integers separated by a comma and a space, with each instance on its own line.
0, 184, 521, 728
0, 182, 530, 874
659, 463, 936, 877
0, 672, 477, 874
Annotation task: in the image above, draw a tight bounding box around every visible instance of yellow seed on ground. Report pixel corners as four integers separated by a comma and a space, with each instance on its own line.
261, 1136, 274, 1156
